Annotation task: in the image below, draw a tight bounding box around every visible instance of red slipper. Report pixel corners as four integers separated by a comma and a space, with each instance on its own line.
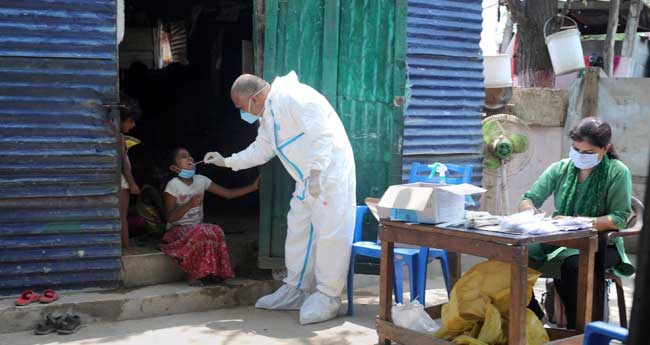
39, 289, 58, 304
15, 290, 39, 306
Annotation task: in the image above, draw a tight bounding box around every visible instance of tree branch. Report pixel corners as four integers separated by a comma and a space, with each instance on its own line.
622, 0, 643, 57
508, 0, 524, 19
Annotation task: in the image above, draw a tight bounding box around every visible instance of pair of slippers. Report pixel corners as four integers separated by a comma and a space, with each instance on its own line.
35, 313, 82, 335
15, 290, 58, 306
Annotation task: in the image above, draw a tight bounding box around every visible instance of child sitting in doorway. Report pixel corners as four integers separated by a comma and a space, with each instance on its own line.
163, 147, 259, 285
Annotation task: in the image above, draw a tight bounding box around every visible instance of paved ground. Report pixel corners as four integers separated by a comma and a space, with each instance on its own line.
1, 255, 636, 345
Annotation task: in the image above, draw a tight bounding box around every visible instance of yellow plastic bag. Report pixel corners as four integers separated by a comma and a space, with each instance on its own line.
434, 260, 548, 345
124, 135, 141, 149
524, 308, 550, 345
477, 303, 502, 344
452, 335, 489, 345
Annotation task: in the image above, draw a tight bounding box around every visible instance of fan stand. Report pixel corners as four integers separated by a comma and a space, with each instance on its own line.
499, 163, 511, 215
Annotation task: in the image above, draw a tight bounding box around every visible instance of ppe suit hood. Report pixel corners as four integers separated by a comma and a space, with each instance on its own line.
265, 71, 300, 111
272, 71, 300, 88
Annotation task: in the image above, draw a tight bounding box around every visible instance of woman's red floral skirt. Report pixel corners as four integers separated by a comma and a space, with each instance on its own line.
162, 223, 235, 280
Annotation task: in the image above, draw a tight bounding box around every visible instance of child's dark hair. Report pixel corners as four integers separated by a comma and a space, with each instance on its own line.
119, 93, 142, 122
569, 117, 619, 160
167, 147, 185, 168
164, 147, 186, 184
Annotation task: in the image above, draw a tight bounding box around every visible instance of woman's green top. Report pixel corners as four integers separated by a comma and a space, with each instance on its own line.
523, 156, 634, 278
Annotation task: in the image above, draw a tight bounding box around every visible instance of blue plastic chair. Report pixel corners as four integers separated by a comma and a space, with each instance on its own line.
408, 162, 474, 304
583, 321, 628, 344
347, 206, 421, 316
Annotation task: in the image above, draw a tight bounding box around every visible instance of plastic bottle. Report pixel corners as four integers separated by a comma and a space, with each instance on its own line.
427, 163, 448, 184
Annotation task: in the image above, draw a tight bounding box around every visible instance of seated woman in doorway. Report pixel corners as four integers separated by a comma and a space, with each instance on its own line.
520, 117, 635, 329
163, 147, 259, 285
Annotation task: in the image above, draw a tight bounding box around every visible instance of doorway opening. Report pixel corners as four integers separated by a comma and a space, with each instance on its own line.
118, 0, 262, 278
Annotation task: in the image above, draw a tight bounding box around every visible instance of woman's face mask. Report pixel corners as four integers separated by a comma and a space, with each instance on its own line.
572, 140, 609, 168
570, 146, 601, 170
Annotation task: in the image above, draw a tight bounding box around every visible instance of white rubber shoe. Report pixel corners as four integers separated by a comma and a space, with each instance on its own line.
299, 291, 341, 325
255, 284, 306, 310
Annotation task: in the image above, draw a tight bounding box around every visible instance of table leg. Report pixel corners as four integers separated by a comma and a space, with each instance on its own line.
592, 235, 608, 322
448, 251, 462, 288
378, 239, 394, 345
509, 246, 527, 345
576, 236, 597, 332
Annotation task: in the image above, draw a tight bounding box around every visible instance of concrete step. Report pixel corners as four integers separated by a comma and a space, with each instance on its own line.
119, 230, 262, 288
0, 279, 280, 334
120, 251, 186, 288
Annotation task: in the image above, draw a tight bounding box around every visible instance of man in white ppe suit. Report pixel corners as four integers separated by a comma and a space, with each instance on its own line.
204, 71, 356, 325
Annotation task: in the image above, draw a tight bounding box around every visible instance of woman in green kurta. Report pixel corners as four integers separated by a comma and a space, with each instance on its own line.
520, 117, 633, 329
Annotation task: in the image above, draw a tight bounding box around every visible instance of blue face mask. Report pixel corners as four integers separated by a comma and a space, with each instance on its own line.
239, 85, 267, 124
178, 169, 195, 179
240, 110, 259, 124
569, 147, 601, 170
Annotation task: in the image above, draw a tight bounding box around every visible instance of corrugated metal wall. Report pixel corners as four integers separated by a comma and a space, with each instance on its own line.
403, 0, 484, 185
0, 0, 120, 296
257, 0, 406, 268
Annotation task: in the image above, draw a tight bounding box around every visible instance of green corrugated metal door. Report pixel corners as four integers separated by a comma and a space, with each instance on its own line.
258, 0, 407, 269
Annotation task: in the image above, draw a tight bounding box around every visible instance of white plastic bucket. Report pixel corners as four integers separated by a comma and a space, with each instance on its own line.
483, 54, 512, 88
544, 15, 585, 75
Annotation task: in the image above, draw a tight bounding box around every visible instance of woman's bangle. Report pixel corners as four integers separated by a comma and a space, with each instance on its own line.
592, 217, 598, 228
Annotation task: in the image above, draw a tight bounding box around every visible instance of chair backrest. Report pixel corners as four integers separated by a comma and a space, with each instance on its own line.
408, 162, 473, 185
626, 196, 645, 232
353, 206, 369, 243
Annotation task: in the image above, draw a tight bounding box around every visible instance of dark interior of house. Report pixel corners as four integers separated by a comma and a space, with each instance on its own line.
118, 0, 260, 272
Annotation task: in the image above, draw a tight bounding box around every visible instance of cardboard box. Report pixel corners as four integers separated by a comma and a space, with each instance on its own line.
377, 183, 486, 224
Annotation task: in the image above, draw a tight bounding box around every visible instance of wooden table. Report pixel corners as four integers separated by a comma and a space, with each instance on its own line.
376, 221, 598, 345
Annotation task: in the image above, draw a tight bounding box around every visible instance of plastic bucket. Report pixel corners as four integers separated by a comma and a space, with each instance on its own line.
544, 15, 585, 75
483, 54, 512, 88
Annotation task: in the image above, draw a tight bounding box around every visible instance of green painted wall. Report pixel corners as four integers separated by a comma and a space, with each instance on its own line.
258, 0, 407, 268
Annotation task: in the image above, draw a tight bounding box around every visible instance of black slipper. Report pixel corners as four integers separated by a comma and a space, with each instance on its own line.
34, 314, 61, 335
56, 314, 81, 335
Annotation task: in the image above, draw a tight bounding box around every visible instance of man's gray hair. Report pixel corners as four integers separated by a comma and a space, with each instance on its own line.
231, 74, 268, 96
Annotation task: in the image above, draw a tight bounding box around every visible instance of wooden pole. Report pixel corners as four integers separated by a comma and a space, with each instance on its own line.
254, 0, 265, 77
581, 67, 600, 117
603, 0, 621, 77
622, 0, 643, 58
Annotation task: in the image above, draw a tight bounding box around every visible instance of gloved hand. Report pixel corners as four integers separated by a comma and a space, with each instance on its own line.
203, 151, 226, 167
308, 170, 321, 198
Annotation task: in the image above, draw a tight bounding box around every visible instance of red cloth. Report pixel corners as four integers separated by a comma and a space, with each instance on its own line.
161, 223, 235, 280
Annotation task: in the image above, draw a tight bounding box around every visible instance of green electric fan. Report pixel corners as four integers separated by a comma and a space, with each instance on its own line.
482, 114, 533, 214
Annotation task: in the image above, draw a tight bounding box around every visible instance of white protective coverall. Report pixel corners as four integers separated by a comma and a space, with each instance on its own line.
224, 71, 356, 322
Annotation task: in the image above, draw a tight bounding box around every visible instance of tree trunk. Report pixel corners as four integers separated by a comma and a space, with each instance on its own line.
508, 0, 558, 87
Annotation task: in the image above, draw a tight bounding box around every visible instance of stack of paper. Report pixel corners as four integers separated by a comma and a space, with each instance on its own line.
499, 210, 557, 235
551, 217, 593, 231
465, 211, 501, 229
498, 210, 593, 235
